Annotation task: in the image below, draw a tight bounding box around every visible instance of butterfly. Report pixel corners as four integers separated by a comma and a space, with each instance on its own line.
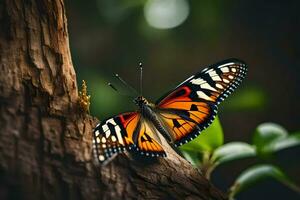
92, 59, 248, 164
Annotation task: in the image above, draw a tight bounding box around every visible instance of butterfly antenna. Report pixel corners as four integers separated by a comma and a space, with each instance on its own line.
139, 62, 143, 96
108, 82, 118, 92
107, 82, 135, 98
114, 73, 138, 95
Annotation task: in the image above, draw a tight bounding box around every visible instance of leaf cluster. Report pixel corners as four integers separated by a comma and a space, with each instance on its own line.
180, 120, 300, 199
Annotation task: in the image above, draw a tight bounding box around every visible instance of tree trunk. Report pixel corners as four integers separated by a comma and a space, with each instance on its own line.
0, 0, 226, 199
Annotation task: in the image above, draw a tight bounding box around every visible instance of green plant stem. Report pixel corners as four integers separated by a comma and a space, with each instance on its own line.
228, 181, 300, 200
282, 180, 300, 194
200, 151, 215, 180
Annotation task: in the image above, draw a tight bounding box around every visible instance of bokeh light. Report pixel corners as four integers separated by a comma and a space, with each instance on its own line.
144, 0, 190, 29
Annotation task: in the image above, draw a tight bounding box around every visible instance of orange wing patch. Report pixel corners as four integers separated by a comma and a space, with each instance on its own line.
134, 121, 166, 157
119, 112, 140, 145
158, 101, 215, 146
159, 112, 196, 141
155, 85, 217, 147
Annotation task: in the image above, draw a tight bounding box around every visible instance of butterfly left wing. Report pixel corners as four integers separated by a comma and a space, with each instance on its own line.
155, 59, 247, 146
93, 112, 166, 164
93, 112, 140, 164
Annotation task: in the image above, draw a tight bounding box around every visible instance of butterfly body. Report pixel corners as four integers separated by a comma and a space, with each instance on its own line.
93, 59, 248, 164
134, 96, 174, 143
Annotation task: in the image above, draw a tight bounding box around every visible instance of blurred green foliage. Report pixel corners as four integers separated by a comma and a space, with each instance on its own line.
229, 165, 300, 199
253, 123, 300, 156
211, 142, 255, 167
222, 86, 267, 111
180, 116, 223, 153
180, 119, 300, 198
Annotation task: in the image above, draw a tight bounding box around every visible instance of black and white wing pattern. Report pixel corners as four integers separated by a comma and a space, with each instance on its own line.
93, 112, 166, 164
92, 112, 139, 164
155, 58, 248, 146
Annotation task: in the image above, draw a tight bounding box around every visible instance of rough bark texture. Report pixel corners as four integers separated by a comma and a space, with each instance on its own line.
0, 1, 226, 200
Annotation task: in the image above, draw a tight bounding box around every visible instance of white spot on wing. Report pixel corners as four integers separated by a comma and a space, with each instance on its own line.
99, 155, 105, 161
211, 75, 222, 81
96, 137, 101, 143
201, 83, 217, 92
106, 118, 116, 125
216, 83, 223, 89
102, 124, 109, 132
208, 70, 222, 81
231, 68, 237, 72
190, 78, 206, 85
95, 130, 100, 137
208, 70, 217, 76
115, 126, 124, 145
197, 91, 213, 101
223, 79, 230, 83
101, 137, 106, 143
111, 135, 117, 142
228, 75, 234, 79
105, 130, 111, 138
221, 67, 230, 73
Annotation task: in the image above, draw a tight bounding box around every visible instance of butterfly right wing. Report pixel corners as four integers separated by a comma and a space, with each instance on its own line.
93, 112, 140, 164
132, 119, 166, 157
155, 59, 247, 146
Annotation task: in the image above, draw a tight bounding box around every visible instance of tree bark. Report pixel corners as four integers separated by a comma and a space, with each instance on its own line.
0, 0, 226, 200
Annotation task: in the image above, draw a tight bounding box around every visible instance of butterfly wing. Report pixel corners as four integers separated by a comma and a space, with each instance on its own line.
132, 119, 166, 157
155, 59, 247, 146
93, 112, 140, 164
93, 112, 166, 164
156, 103, 217, 146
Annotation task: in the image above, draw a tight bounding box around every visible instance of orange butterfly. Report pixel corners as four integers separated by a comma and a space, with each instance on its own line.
92, 59, 247, 164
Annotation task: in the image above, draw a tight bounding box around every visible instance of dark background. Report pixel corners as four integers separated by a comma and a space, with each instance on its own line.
66, 0, 300, 199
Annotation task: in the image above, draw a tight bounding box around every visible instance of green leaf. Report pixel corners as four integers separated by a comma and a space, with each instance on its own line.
181, 150, 202, 166
180, 116, 224, 153
229, 164, 300, 199
211, 142, 256, 166
252, 122, 288, 154
264, 132, 300, 153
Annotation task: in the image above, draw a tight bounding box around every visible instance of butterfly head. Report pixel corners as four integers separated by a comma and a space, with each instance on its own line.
134, 96, 148, 106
